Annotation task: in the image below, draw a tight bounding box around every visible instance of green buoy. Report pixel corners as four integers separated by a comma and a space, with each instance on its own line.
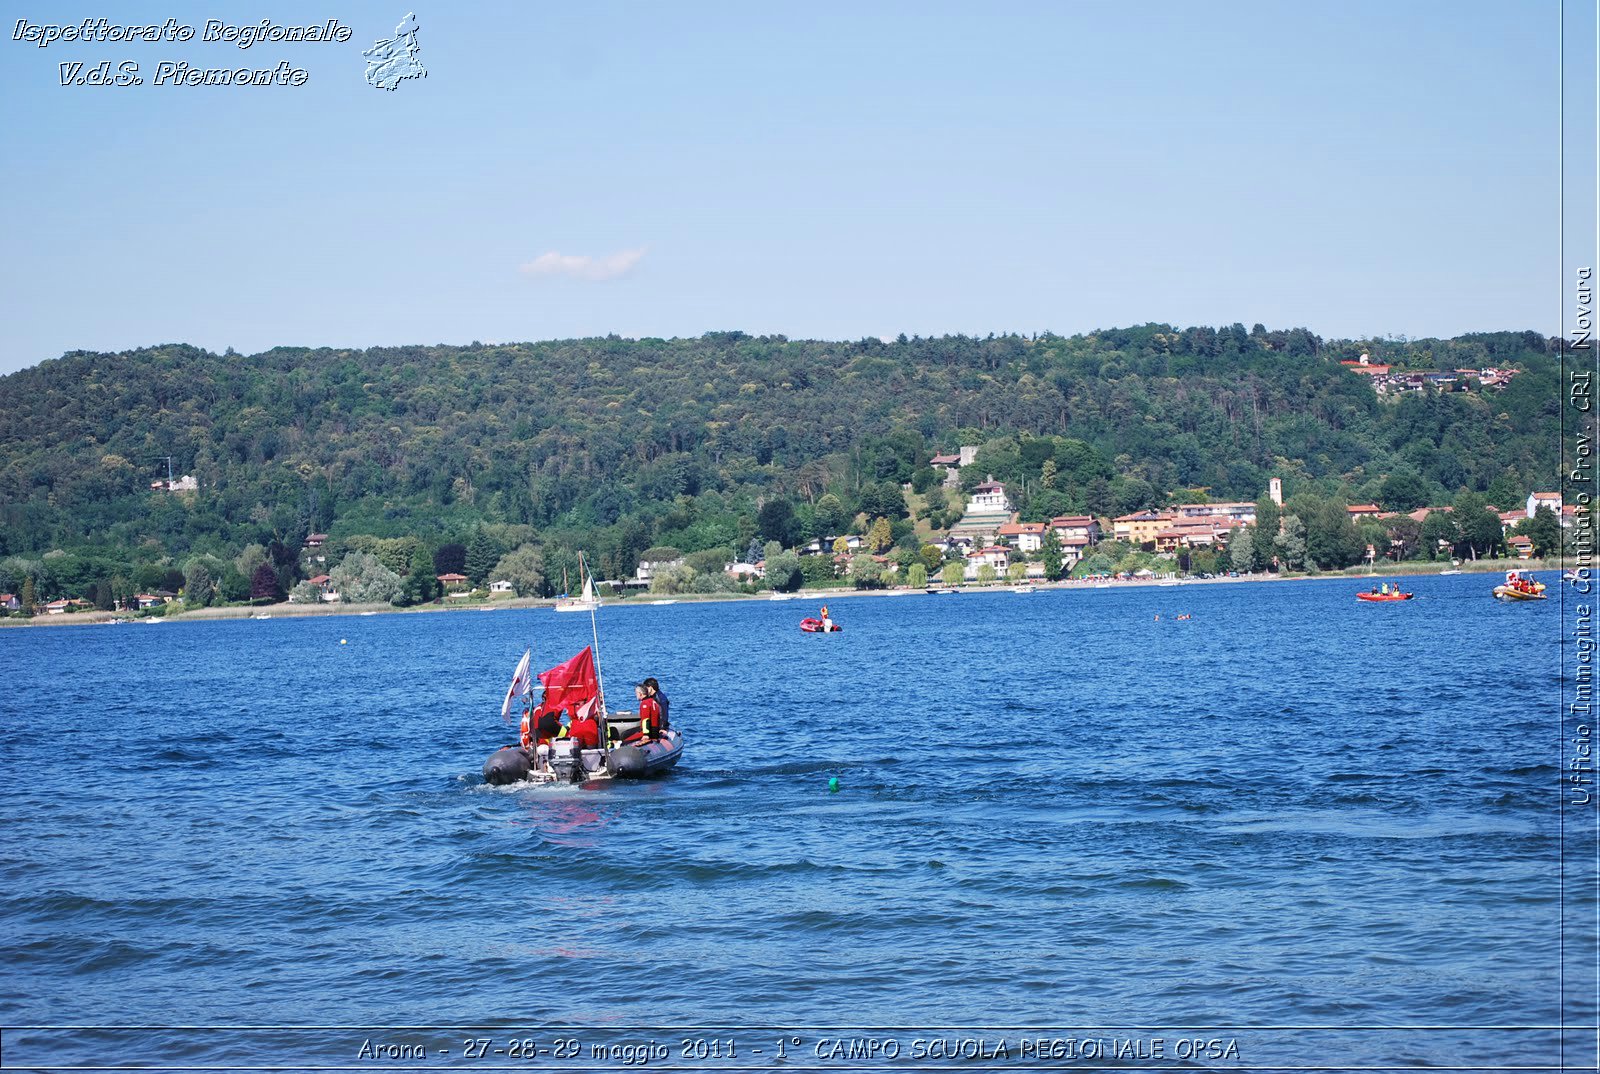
828, 777, 839, 793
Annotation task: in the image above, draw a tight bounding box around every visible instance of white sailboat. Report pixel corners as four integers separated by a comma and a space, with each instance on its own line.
554, 567, 600, 613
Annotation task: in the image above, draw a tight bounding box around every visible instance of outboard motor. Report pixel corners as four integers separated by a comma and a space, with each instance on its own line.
605, 744, 647, 779
550, 739, 585, 784
482, 746, 533, 786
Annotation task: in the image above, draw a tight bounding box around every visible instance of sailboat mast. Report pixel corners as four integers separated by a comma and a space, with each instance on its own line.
581, 551, 609, 717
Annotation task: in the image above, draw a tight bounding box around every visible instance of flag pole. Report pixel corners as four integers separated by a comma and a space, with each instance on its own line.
580, 551, 611, 756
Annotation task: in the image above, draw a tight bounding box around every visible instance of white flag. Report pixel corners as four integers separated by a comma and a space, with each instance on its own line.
500, 649, 533, 719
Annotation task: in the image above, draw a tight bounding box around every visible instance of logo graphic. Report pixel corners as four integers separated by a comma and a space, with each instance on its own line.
363, 12, 425, 91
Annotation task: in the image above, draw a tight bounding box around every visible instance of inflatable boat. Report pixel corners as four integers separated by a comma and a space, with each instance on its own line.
484, 725, 684, 786
1493, 585, 1547, 601
799, 617, 841, 632
1356, 591, 1413, 602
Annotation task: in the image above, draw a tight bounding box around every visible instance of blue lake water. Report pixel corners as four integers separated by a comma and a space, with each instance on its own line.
0, 573, 1586, 1069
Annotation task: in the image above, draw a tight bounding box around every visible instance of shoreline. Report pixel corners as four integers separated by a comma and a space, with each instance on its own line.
4, 558, 1565, 629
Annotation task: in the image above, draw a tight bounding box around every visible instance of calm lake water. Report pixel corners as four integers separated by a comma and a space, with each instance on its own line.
0, 574, 1586, 1069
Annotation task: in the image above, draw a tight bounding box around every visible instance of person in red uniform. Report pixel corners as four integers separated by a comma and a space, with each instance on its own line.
567, 702, 600, 749
624, 682, 662, 744
642, 677, 670, 732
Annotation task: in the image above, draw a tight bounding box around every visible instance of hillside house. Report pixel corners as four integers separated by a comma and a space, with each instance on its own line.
996, 521, 1047, 553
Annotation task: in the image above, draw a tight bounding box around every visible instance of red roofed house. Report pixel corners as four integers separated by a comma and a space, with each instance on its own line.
1527, 492, 1562, 517
1497, 511, 1525, 534
1341, 355, 1392, 376
1113, 511, 1174, 546
1154, 519, 1232, 552
964, 545, 1011, 580
1049, 515, 1103, 543
1508, 535, 1534, 559
0, 593, 18, 612
996, 521, 1047, 553
1347, 504, 1384, 520
436, 572, 469, 593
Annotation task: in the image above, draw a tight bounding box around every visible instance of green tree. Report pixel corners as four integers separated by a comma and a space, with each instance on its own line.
492, 545, 545, 596
19, 577, 34, 615
906, 562, 928, 588
1039, 528, 1064, 581
1228, 528, 1254, 572
866, 516, 894, 553
1452, 492, 1504, 560
977, 563, 997, 584
765, 550, 803, 592
1420, 510, 1460, 560
433, 543, 467, 575
850, 554, 884, 589
1275, 515, 1307, 571
757, 499, 799, 547
941, 561, 965, 587
183, 560, 215, 607
465, 531, 501, 586
814, 493, 847, 536
1006, 562, 1028, 582
330, 552, 404, 604
1378, 469, 1429, 512
1526, 506, 1562, 558
919, 544, 944, 573
1306, 501, 1364, 570
1253, 498, 1281, 558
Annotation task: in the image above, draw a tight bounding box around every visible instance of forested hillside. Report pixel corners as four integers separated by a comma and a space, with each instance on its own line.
0, 323, 1564, 604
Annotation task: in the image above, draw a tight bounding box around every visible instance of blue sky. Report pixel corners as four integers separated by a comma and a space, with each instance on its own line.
0, 1, 1592, 374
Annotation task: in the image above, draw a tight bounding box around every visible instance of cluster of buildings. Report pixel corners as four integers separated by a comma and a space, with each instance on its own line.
1338, 354, 1520, 394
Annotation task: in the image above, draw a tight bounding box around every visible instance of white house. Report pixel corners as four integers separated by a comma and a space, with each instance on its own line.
969, 480, 1012, 513
489, 579, 514, 594
964, 545, 1011, 579
725, 561, 763, 580
1528, 492, 1562, 518
633, 557, 685, 584
996, 521, 1047, 553
1049, 515, 1102, 544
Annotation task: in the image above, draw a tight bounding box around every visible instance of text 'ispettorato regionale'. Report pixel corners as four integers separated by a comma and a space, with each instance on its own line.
13, 18, 353, 88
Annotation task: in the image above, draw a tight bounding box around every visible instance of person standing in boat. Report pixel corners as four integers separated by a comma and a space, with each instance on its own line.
819, 605, 833, 632
642, 677, 670, 731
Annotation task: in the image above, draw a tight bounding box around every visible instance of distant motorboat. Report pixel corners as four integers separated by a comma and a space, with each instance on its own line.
1010, 584, 1037, 594
1439, 569, 1463, 576
651, 599, 678, 605
925, 587, 959, 595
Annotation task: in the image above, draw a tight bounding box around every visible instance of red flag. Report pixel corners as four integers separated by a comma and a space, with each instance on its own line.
538, 646, 598, 715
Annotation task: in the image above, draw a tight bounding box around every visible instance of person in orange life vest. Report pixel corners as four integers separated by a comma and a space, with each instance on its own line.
819, 605, 832, 632
623, 682, 662, 744
642, 676, 670, 732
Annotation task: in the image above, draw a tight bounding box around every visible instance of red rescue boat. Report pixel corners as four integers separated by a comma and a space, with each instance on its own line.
1356, 591, 1414, 602
799, 617, 842, 633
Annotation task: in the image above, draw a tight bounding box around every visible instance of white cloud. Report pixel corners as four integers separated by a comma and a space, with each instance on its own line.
519, 247, 646, 282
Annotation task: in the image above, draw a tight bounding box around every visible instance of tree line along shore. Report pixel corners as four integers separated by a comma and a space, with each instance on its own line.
0, 325, 1580, 618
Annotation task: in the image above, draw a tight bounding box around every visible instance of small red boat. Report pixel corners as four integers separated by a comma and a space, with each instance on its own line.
1356, 591, 1414, 602
799, 617, 842, 633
